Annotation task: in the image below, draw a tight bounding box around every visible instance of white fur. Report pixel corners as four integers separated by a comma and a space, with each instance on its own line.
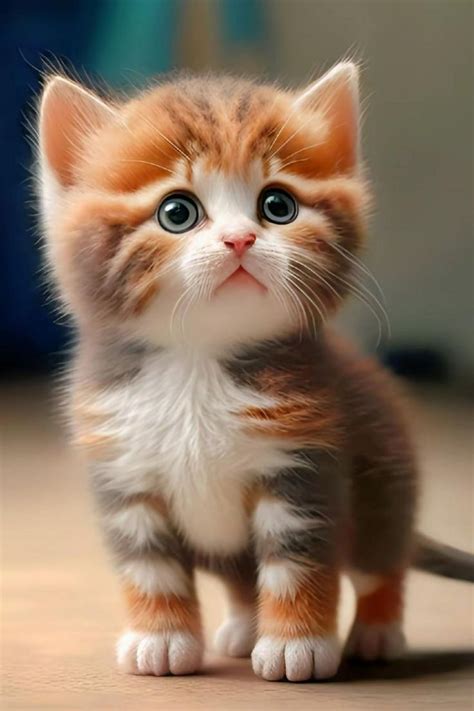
252, 634, 341, 682
347, 569, 381, 597
214, 609, 256, 658
91, 349, 297, 555
258, 560, 307, 599
253, 497, 313, 538
118, 558, 190, 597
105, 502, 168, 549
133, 161, 297, 350
39, 161, 65, 233
345, 620, 406, 661
117, 630, 203, 675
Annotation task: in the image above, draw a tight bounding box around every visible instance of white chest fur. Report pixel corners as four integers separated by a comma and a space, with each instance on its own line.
91, 349, 292, 554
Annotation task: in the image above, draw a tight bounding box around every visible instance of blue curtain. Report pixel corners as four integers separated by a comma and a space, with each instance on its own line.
2, 1, 101, 371
2, 0, 268, 372
2, 0, 182, 372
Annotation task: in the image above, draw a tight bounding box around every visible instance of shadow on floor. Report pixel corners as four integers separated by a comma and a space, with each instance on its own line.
205, 649, 474, 684
336, 650, 474, 683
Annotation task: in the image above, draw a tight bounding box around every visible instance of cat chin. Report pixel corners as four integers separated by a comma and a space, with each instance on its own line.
215, 266, 268, 295
132, 288, 295, 352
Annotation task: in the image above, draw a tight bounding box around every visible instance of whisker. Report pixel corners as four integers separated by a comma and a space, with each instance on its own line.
277, 141, 326, 164
285, 243, 387, 315
316, 261, 390, 338
271, 285, 293, 328
327, 241, 386, 304
276, 156, 311, 172
285, 272, 327, 338
289, 271, 328, 323
260, 242, 389, 346
117, 158, 175, 176
278, 280, 307, 341
169, 285, 193, 338
265, 100, 306, 160
316, 265, 387, 347
268, 112, 325, 162
290, 260, 342, 304
140, 114, 192, 163
179, 288, 198, 339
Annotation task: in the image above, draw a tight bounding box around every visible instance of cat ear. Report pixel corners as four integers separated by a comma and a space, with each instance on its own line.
38, 77, 117, 223
295, 62, 360, 173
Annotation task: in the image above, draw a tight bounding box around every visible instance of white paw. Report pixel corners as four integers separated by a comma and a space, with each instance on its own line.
345, 621, 406, 661
214, 613, 256, 658
117, 630, 203, 676
251, 634, 341, 682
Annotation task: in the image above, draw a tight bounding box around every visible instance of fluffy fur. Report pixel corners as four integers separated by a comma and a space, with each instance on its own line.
36, 62, 472, 682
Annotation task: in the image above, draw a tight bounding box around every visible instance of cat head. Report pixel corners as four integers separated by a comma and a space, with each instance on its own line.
38, 63, 369, 351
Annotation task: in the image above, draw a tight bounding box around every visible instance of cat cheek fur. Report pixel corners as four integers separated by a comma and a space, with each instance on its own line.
37, 63, 421, 682
47, 195, 186, 324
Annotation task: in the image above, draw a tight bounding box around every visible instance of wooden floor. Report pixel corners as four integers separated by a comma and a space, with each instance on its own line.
2, 378, 473, 710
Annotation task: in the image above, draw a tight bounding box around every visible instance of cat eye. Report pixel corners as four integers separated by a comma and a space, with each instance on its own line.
157, 193, 204, 234
259, 187, 298, 224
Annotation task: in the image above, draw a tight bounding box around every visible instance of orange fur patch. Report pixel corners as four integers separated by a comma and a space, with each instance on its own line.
124, 585, 201, 635
356, 574, 404, 625
62, 193, 156, 230
244, 394, 342, 449
259, 566, 339, 638
103, 226, 177, 316
44, 74, 370, 332
53, 191, 183, 317
74, 76, 359, 192
72, 431, 117, 459
71, 390, 118, 459
239, 338, 344, 450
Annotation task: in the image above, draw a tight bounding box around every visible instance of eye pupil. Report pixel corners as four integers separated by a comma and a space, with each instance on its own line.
260, 188, 298, 224
164, 201, 190, 225
157, 193, 203, 233
266, 195, 289, 218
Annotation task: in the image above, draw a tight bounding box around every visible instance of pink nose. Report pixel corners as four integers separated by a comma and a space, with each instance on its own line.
223, 233, 256, 257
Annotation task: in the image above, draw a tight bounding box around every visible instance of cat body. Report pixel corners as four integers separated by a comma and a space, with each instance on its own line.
37, 64, 472, 681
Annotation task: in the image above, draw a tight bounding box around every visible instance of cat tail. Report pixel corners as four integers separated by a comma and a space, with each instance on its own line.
413, 533, 474, 582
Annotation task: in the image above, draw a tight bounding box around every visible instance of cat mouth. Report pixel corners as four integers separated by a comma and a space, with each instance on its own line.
216, 266, 267, 294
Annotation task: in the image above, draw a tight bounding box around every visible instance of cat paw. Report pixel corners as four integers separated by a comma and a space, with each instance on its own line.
251, 634, 341, 682
117, 630, 203, 676
214, 613, 256, 658
345, 621, 406, 661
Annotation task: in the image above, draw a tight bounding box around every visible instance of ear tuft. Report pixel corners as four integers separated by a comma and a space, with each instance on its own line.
295, 62, 360, 173
39, 76, 116, 189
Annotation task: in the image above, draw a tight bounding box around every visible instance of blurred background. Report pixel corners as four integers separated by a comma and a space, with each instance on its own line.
3, 3, 473, 708
2, 0, 473, 384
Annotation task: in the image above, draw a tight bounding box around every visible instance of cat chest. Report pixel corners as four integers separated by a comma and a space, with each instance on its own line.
94, 351, 289, 554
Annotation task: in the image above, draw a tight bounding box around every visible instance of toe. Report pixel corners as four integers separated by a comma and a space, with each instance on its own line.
252, 635, 341, 682
116, 630, 203, 676
311, 635, 341, 679
215, 616, 255, 658
345, 621, 405, 661
284, 639, 313, 681
252, 637, 286, 681
168, 632, 203, 675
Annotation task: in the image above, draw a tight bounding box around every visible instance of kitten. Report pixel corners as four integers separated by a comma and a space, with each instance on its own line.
37, 63, 473, 682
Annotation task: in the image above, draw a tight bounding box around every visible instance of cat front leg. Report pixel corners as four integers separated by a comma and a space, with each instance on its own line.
251, 458, 345, 681
212, 556, 258, 658
97, 490, 203, 676
345, 571, 406, 661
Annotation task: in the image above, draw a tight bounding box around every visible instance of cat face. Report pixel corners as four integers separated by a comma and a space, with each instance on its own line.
38, 64, 368, 350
